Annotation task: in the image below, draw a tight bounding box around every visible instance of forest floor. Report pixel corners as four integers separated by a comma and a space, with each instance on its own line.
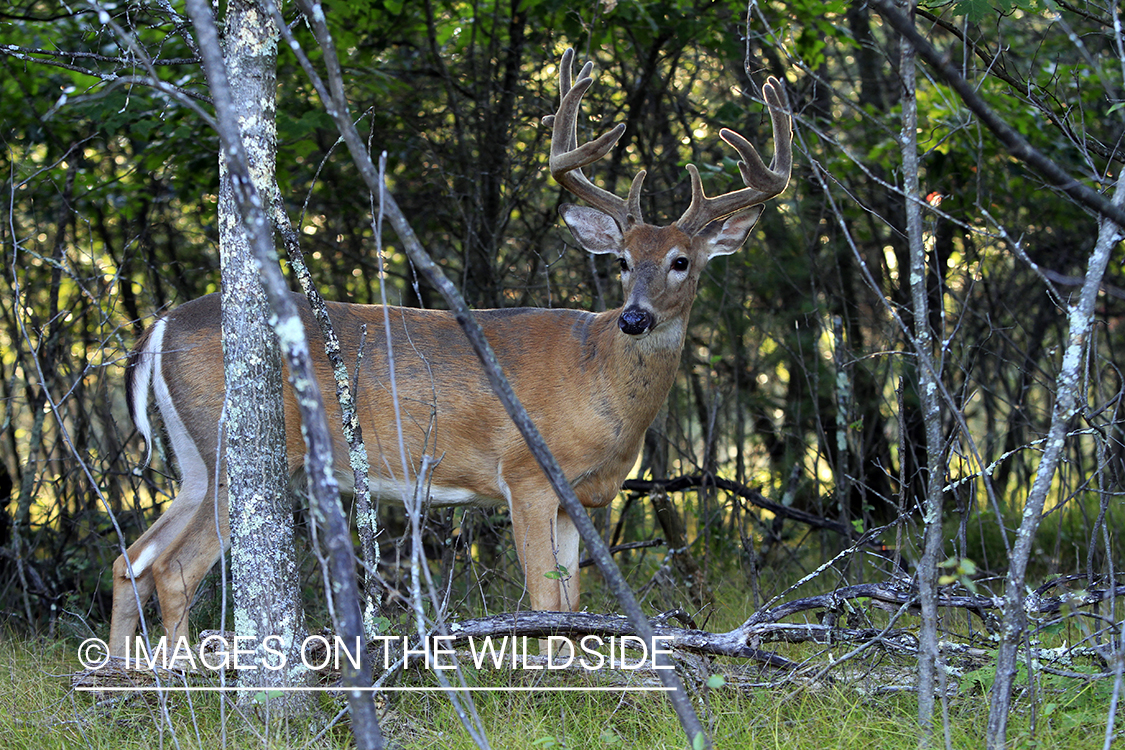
1, 625, 1116, 750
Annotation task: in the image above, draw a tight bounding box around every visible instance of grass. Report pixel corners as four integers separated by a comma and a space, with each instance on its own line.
7, 499, 1122, 749
383, 687, 936, 749
1, 629, 1118, 750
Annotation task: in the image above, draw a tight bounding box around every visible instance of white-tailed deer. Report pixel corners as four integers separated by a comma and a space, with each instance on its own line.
108, 49, 791, 656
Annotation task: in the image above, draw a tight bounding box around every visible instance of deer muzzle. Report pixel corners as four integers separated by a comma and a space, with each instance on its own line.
618, 307, 655, 336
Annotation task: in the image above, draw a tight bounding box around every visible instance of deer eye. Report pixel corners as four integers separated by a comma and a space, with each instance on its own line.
618, 257, 629, 272
671, 257, 690, 272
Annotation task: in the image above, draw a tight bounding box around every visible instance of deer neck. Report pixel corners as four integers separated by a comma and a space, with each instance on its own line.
590, 307, 688, 429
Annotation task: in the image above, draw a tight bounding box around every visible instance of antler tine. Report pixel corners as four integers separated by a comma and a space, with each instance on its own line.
674, 76, 792, 236
547, 49, 645, 229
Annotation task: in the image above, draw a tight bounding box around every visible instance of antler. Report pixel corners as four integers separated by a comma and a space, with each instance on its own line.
673, 77, 792, 236
544, 48, 646, 228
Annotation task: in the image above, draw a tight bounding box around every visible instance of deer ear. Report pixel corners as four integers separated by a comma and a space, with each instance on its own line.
698, 206, 764, 259
560, 204, 623, 255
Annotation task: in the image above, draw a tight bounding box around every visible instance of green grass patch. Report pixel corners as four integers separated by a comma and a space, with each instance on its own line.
2, 633, 1118, 749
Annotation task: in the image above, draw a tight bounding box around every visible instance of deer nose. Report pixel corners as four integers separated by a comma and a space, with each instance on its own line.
619, 307, 654, 336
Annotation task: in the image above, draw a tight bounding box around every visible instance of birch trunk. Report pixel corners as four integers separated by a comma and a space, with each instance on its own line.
217, 0, 309, 713
985, 171, 1125, 748
898, 3, 947, 741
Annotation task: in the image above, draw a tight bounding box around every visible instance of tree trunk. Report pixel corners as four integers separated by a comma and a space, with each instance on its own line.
985, 170, 1124, 750
217, 0, 310, 715
898, 4, 947, 742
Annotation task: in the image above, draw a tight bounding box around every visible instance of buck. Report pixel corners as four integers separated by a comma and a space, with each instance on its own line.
108, 49, 791, 657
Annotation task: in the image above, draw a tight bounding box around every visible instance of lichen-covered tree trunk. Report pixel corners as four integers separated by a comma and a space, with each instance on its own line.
985, 170, 1124, 749
217, 0, 309, 713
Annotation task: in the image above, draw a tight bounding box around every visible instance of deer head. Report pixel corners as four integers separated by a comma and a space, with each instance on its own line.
544, 48, 792, 343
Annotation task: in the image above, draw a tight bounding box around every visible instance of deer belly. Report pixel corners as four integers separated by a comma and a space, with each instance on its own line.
332, 470, 505, 508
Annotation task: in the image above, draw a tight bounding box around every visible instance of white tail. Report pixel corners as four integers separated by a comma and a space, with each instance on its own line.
108, 50, 791, 656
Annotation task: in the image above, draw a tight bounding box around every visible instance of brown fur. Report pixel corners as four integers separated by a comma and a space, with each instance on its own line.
109, 218, 756, 656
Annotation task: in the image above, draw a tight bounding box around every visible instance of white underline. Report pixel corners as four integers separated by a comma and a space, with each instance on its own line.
78, 685, 675, 693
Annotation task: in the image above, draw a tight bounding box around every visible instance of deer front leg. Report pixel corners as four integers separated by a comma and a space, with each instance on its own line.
547, 506, 581, 664
553, 506, 581, 612
507, 487, 580, 612
506, 482, 583, 663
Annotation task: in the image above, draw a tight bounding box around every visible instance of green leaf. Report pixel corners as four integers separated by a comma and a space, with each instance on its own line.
951, 0, 1000, 22
436, 22, 460, 47
544, 568, 565, 580
599, 728, 622, 745
541, 564, 569, 580
705, 674, 726, 689
253, 689, 285, 703
964, 665, 996, 693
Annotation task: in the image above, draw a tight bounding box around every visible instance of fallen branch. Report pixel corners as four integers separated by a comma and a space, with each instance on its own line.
622, 475, 852, 537
745, 580, 1125, 628
578, 538, 665, 569
78, 577, 1124, 696
446, 578, 1125, 663
444, 610, 797, 668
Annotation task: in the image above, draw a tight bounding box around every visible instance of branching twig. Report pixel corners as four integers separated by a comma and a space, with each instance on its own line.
269, 2, 712, 747
870, 0, 1125, 228
623, 474, 853, 537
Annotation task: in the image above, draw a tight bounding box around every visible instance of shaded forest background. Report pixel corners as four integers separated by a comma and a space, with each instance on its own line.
2, 0, 1124, 680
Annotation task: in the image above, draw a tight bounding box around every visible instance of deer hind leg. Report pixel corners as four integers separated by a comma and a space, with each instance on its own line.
150, 489, 229, 650
109, 549, 157, 657
109, 382, 228, 656
108, 474, 227, 656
